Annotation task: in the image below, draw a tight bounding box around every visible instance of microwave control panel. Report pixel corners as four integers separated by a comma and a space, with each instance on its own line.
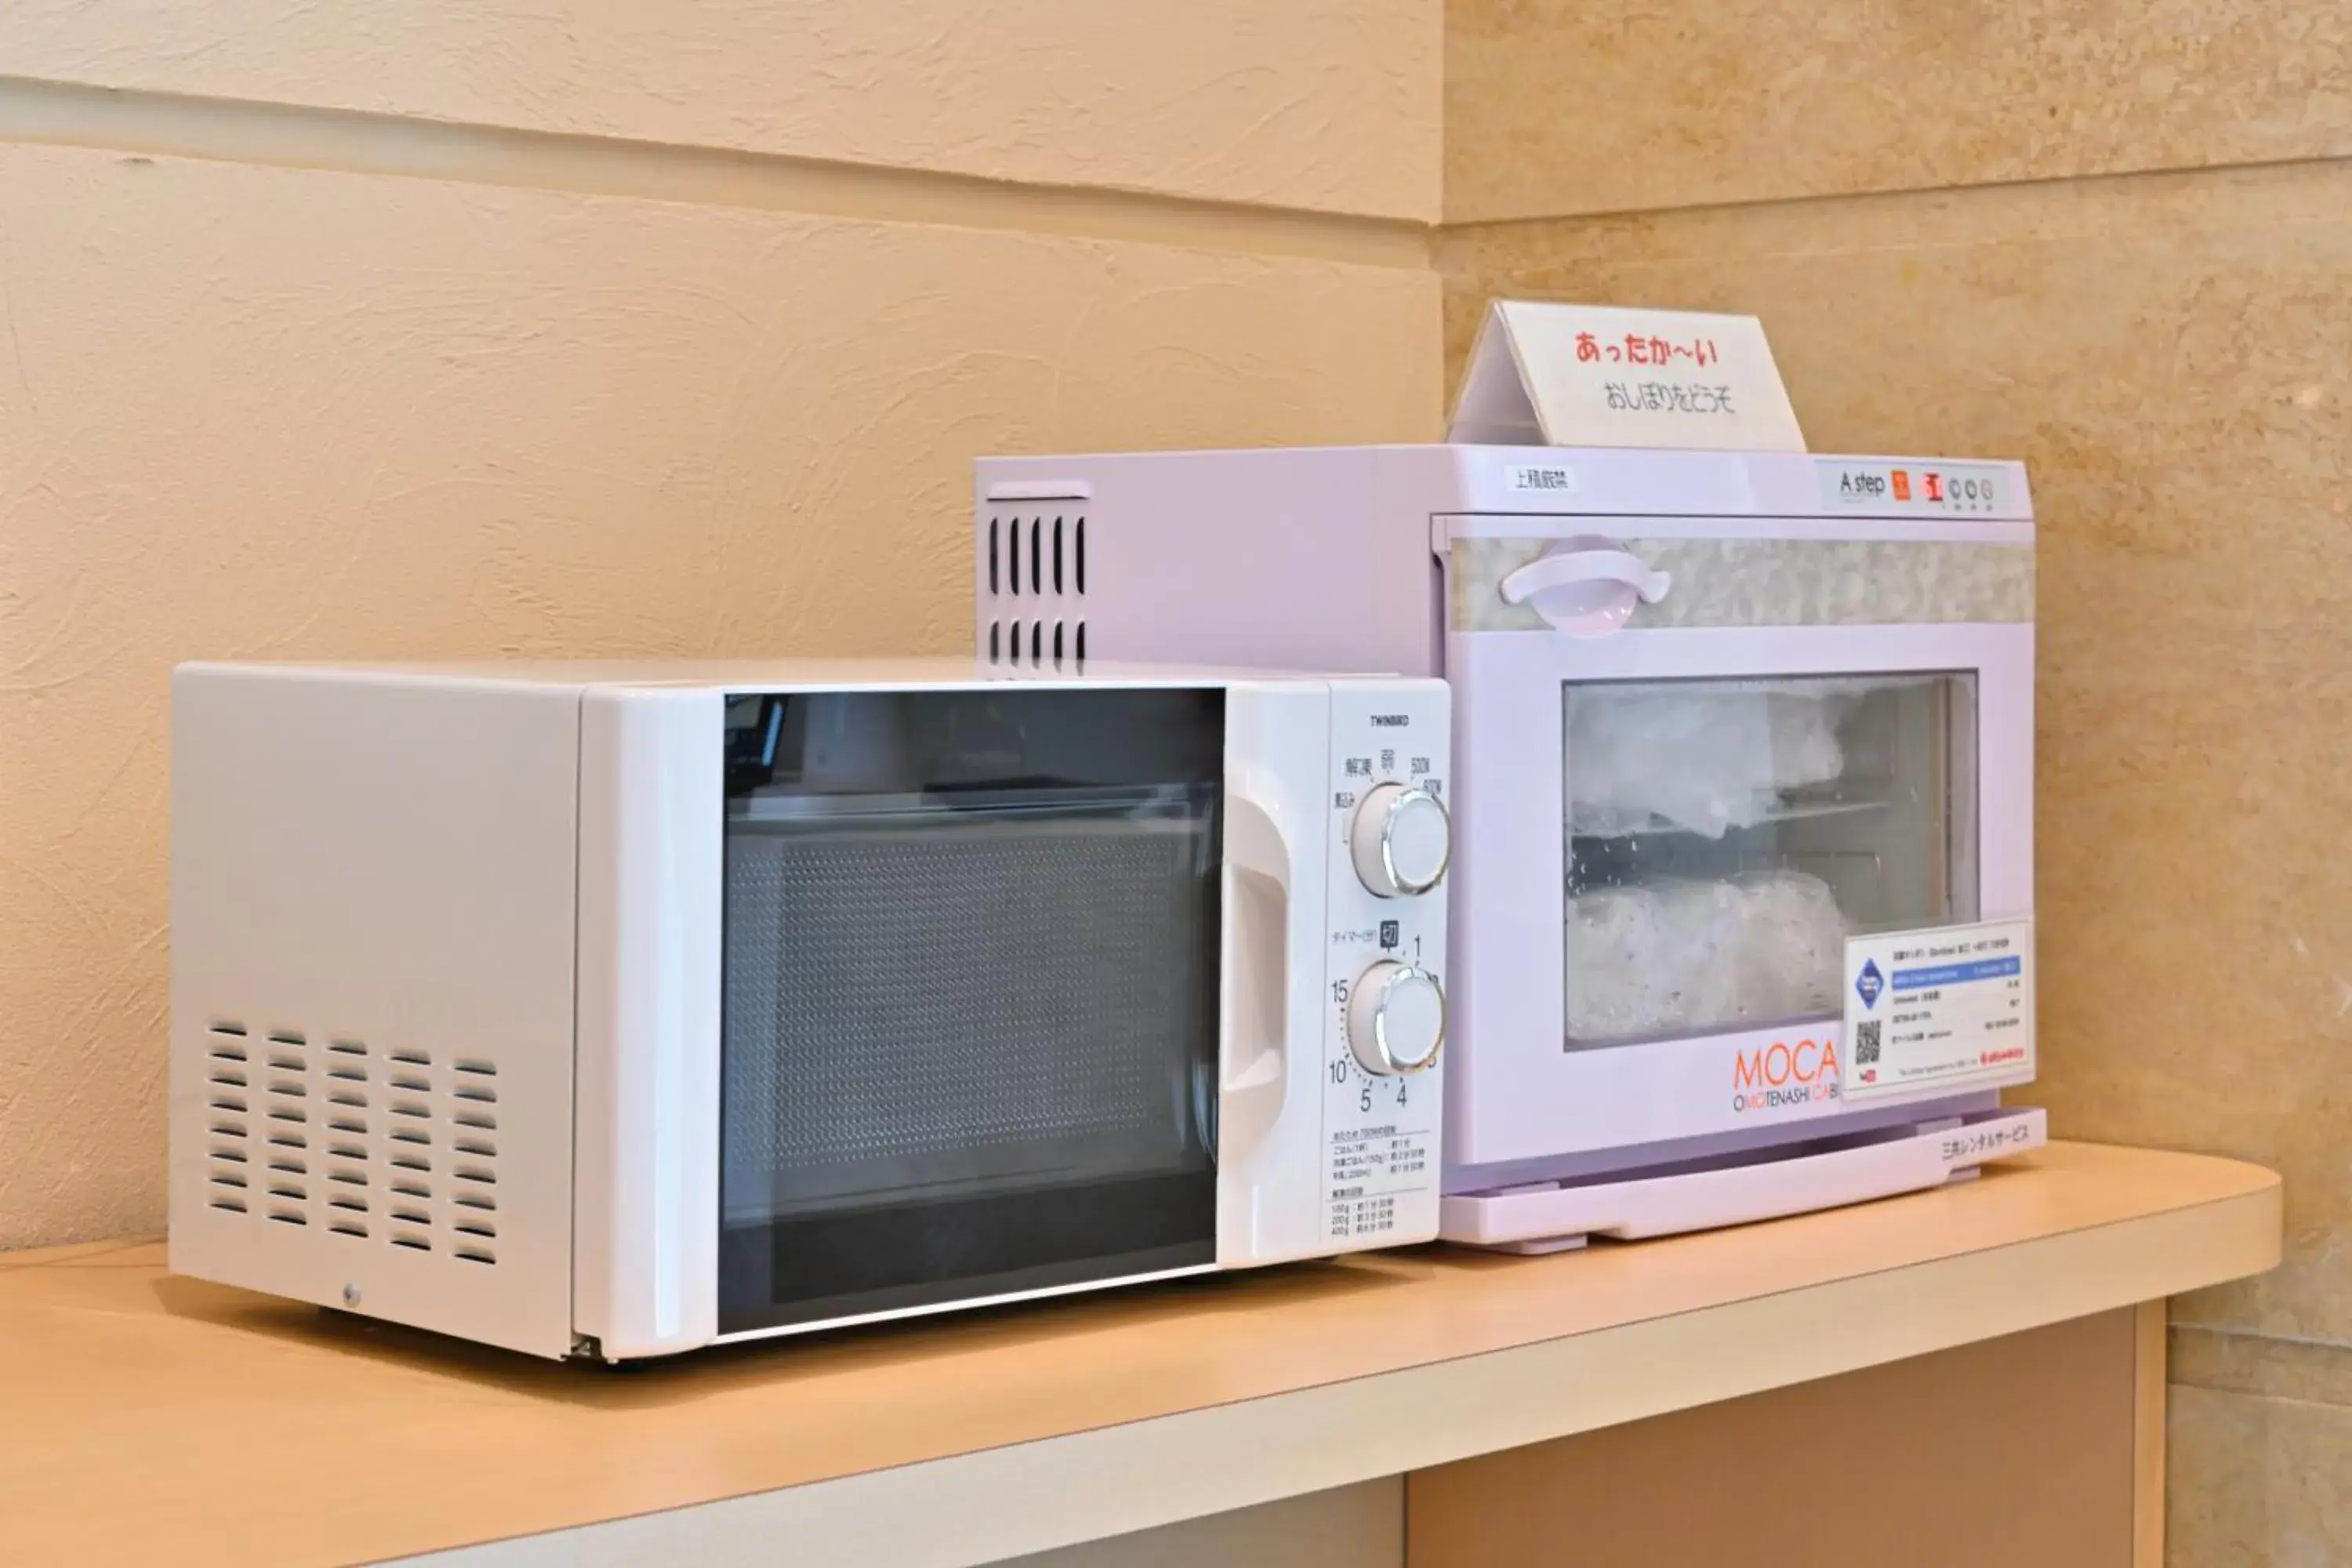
1319, 682, 1450, 1246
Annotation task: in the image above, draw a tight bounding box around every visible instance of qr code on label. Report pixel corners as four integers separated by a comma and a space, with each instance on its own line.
1853, 1020, 1882, 1065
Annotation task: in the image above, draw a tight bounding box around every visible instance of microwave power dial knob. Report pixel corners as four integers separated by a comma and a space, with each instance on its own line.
1348, 962, 1446, 1076
1348, 782, 1451, 898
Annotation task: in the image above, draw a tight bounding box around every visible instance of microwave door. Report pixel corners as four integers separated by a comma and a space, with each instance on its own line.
713, 688, 1225, 1336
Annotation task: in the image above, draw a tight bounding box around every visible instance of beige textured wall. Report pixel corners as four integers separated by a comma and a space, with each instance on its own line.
3, 2, 1439, 219
1442, 5, 2350, 1562
0, 6, 1441, 1248
1445, 0, 2351, 223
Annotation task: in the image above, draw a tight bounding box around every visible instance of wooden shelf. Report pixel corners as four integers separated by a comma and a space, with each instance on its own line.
0, 1142, 2278, 1567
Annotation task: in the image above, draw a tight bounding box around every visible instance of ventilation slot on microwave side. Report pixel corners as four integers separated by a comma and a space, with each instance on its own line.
203, 1023, 255, 1214
200, 1024, 502, 1266
983, 498, 1087, 669
257, 1029, 312, 1225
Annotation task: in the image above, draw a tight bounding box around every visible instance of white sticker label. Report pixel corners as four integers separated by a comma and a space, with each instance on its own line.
1324, 1121, 1436, 1242
1508, 463, 1578, 494
1820, 460, 2009, 516
1842, 918, 2034, 1102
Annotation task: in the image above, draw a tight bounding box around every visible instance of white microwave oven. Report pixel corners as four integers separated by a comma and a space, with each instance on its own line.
169, 659, 1450, 1359
975, 445, 2045, 1252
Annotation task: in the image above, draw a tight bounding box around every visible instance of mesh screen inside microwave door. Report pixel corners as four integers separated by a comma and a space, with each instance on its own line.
722, 814, 1210, 1214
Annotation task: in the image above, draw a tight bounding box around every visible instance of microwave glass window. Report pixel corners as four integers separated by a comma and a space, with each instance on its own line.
717, 688, 1224, 1333
1562, 673, 1980, 1048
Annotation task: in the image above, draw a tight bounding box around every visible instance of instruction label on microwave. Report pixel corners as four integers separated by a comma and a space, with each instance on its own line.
1323, 1113, 1437, 1242
1841, 918, 2035, 1102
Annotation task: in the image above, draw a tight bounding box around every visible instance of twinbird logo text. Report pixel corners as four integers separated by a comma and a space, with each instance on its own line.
1731, 1036, 1841, 1113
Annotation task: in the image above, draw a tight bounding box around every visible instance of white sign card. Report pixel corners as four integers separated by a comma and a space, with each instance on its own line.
1841, 918, 2035, 1103
1448, 300, 1806, 452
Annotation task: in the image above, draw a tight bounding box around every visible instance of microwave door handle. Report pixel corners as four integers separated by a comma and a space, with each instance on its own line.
1219, 793, 1290, 1141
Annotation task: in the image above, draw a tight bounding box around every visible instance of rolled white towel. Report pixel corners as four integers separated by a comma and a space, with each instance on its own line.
1566, 869, 1850, 1043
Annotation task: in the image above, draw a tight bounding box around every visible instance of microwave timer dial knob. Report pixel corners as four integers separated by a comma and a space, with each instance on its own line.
1348, 782, 1450, 898
1348, 962, 1446, 1076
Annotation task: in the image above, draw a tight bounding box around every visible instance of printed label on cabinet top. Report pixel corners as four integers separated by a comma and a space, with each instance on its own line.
1508, 463, 1579, 494
1819, 459, 2010, 517
1841, 917, 2035, 1102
